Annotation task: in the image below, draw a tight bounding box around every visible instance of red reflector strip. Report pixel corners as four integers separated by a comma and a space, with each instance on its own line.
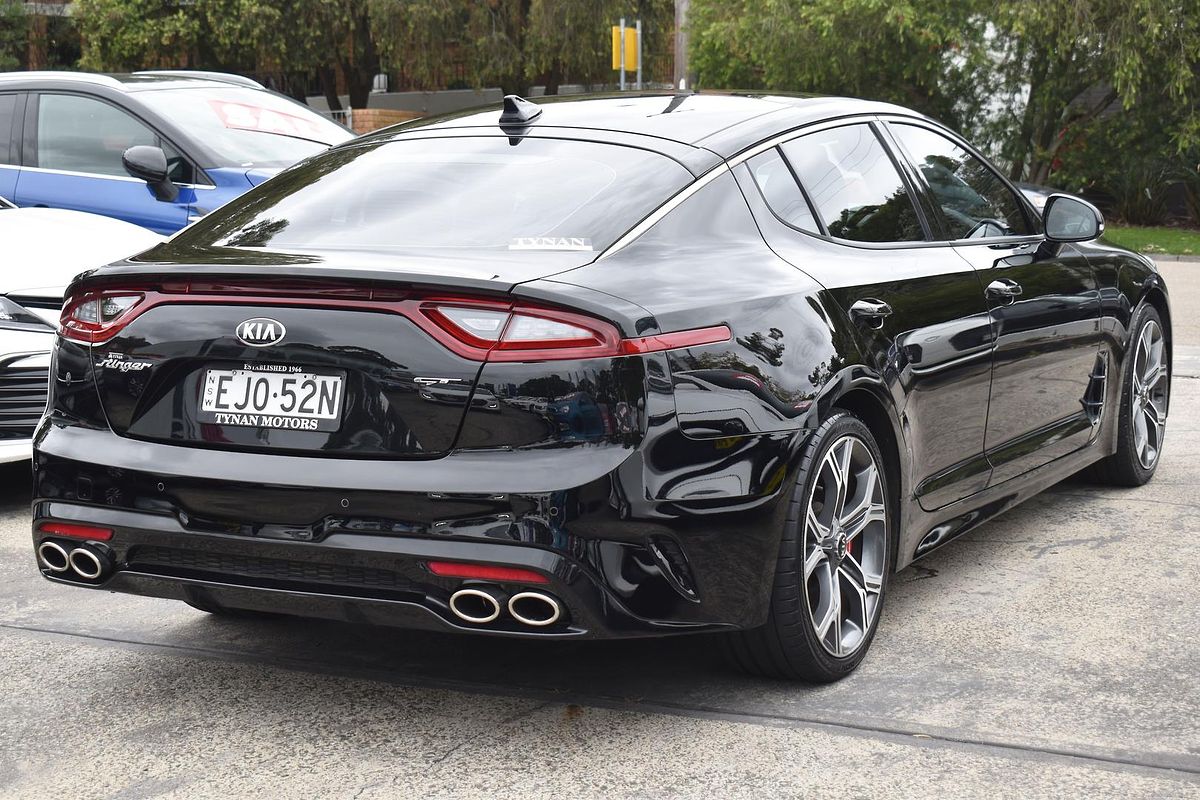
38, 522, 114, 541
427, 561, 549, 584
619, 324, 732, 355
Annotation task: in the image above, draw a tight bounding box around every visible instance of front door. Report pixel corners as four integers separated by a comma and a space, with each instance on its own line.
885, 121, 1101, 485
13, 92, 191, 234
739, 122, 996, 510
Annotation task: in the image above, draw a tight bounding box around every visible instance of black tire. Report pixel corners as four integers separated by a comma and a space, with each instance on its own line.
724, 411, 895, 682
1088, 304, 1168, 487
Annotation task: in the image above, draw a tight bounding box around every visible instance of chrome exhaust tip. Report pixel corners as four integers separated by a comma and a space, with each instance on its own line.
449, 587, 503, 624
508, 592, 562, 627
37, 540, 70, 573
68, 546, 106, 581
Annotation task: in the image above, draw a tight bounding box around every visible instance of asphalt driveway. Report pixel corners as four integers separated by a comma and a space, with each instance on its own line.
0, 263, 1197, 799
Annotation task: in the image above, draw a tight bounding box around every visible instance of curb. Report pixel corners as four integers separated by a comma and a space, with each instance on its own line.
1142, 254, 1200, 263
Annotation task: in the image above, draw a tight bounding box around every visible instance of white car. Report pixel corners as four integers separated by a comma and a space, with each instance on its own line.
0, 198, 161, 462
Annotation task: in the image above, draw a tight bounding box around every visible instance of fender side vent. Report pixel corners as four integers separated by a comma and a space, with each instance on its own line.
1082, 351, 1108, 427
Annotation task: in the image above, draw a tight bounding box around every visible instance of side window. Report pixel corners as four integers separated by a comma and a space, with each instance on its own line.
747, 148, 820, 233
36, 94, 157, 177
0, 94, 16, 165
889, 123, 1032, 240
780, 124, 924, 243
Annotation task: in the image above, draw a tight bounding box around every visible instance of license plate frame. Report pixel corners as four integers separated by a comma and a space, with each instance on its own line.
198, 365, 345, 432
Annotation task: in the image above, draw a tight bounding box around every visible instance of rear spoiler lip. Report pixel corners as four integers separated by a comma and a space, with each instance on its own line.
66, 262, 522, 303
66, 265, 658, 339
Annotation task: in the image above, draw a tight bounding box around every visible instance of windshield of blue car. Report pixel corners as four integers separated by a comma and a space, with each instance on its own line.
173, 137, 695, 253
136, 87, 354, 168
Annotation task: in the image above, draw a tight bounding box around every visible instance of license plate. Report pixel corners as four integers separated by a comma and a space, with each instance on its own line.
198, 366, 344, 432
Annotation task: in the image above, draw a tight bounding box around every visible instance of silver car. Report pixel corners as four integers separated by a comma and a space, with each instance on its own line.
0, 197, 160, 462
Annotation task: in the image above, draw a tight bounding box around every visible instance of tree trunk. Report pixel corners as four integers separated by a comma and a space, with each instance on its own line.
344, 6, 380, 109
1009, 45, 1047, 182
319, 67, 342, 112
544, 63, 562, 95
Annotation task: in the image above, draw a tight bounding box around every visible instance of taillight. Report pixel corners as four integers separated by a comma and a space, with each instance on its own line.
60, 291, 146, 344
54, 281, 732, 359
422, 301, 621, 362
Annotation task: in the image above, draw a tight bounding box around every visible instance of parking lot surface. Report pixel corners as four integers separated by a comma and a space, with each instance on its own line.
1, 263, 1197, 799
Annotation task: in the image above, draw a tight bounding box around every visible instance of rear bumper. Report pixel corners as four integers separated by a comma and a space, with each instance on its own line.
34, 502, 689, 638
33, 423, 807, 639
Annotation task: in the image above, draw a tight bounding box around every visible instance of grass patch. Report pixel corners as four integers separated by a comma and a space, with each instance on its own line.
1103, 225, 1200, 256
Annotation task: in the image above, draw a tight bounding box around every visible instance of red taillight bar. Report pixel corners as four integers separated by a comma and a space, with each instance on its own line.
619, 325, 733, 355
59, 281, 731, 360
38, 522, 114, 541
427, 561, 550, 584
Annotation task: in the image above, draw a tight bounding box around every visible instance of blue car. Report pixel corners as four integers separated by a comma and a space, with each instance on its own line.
0, 71, 354, 234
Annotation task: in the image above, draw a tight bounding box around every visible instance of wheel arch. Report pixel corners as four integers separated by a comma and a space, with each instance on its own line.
826, 382, 907, 572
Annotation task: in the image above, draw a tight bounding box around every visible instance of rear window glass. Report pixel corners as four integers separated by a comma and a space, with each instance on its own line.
175, 137, 693, 253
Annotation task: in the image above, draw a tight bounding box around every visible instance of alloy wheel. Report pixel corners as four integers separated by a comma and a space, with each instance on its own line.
802, 435, 888, 658
1132, 319, 1169, 470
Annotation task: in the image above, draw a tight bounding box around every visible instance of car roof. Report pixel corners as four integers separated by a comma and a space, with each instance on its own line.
375, 91, 926, 160
0, 70, 264, 93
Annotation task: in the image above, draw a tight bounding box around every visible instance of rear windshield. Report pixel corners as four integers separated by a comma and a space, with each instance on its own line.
173, 137, 694, 253
137, 87, 353, 168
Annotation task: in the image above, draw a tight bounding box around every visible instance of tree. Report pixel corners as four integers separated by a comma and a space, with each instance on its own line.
987, 0, 1200, 183
688, 0, 1200, 187
688, 0, 989, 134
74, 0, 200, 71
369, 0, 674, 95
75, 0, 381, 109
0, 1, 26, 71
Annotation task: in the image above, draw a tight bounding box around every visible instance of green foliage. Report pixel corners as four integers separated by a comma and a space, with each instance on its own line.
688, 0, 988, 132
367, 0, 672, 94
74, 0, 200, 71
689, 0, 1200, 193
0, 0, 27, 71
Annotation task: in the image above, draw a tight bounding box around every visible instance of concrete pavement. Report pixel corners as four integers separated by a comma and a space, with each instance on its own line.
0, 262, 1197, 799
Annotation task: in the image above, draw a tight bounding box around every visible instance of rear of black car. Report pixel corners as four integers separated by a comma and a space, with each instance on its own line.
30, 131, 762, 638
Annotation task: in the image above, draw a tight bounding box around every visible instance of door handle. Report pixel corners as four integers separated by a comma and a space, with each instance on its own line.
850, 298, 893, 329
986, 279, 1023, 303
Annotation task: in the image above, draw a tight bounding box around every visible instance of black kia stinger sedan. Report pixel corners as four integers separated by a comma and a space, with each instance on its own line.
31, 92, 1171, 681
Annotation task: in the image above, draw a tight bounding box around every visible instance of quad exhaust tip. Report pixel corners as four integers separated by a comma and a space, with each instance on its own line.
508, 592, 562, 627
69, 547, 106, 580
38, 540, 111, 581
37, 541, 70, 573
449, 587, 504, 624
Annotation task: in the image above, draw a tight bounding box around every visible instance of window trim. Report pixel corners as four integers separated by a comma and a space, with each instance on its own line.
880, 117, 1043, 244
772, 119, 934, 246
746, 147, 825, 237
29, 91, 212, 188
0, 92, 22, 167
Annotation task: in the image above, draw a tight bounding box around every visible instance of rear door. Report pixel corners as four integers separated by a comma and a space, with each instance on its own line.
741, 121, 995, 509
13, 92, 192, 234
0, 92, 22, 199
885, 120, 1101, 484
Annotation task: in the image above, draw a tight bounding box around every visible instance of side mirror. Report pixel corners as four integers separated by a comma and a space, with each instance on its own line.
1043, 193, 1103, 243
122, 145, 179, 202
